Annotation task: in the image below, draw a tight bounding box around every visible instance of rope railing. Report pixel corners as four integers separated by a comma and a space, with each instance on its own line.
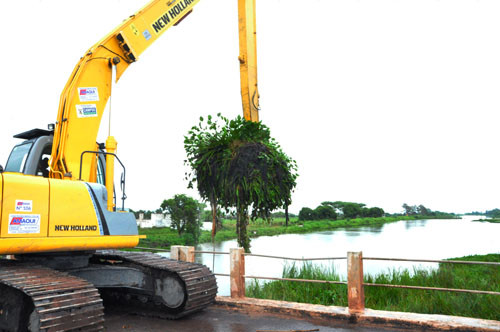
135, 246, 170, 252
243, 275, 347, 285
195, 251, 230, 255
245, 253, 346, 261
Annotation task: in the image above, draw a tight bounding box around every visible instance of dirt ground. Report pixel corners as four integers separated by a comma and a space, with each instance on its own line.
103, 306, 407, 332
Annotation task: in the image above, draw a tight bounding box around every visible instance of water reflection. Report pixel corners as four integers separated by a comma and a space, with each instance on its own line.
404, 219, 428, 229
194, 216, 498, 296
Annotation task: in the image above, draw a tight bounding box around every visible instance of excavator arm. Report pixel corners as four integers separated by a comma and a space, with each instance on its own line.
50, 0, 201, 182
50, 0, 260, 185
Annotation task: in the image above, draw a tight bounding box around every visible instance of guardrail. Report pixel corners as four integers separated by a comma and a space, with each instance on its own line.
141, 246, 500, 314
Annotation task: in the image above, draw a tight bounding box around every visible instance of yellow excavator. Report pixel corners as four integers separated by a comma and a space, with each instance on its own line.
0, 0, 259, 331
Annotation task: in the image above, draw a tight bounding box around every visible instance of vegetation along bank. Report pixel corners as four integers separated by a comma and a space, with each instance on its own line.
137, 214, 452, 250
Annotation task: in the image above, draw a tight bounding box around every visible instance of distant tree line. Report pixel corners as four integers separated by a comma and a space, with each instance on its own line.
465, 209, 500, 218
400, 203, 455, 218
298, 201, 385, 221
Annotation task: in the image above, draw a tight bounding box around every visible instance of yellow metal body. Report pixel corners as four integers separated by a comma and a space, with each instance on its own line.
238, 0, 260, 122
105, 136, 117, 212
0, 173, 142, 254
0, 236, 142, 255
1, 0, 259, 255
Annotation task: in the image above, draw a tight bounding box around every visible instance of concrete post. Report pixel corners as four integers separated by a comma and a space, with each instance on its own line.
230, 248, 245, 298
347, 251, 365, 313
170, 246, 195, 263
179, 246, 195, 263
170, 245, 181, 261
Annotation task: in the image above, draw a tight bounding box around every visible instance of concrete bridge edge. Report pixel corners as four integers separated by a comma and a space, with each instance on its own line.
214, 296, 500, 332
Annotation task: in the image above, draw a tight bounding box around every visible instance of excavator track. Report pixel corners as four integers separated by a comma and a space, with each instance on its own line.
92, 250, 217, 319
0, 259, 104, 332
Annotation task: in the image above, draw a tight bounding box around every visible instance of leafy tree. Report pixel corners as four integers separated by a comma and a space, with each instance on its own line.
184, 114, 298, 251
402, 203, 417, 215
367, 207, 384, 217
161, 194, 202, 245
343, 203, 362, 219
314, 205, 337, 220
417, 204, 430, 216
298, 207, 316, 221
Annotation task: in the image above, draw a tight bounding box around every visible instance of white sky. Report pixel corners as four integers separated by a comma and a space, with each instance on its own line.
1, 0, 500, 215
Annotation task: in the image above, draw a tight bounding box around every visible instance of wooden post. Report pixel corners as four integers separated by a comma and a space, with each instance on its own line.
170, 246, 195, 263
347, 251, 365, 313
230, 248, 245, 298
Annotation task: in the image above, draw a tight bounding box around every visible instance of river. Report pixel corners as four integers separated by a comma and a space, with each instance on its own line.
168, 216, 500, 296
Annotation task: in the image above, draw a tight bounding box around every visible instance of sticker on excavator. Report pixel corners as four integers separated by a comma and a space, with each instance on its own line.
131, 23, 140, 36
15, 200, 32, 212
151, 0, 195, 34
8, 214, 40, 234
76, 104, 98, 118
78, 87, 99, 102
143, 29, 152, 41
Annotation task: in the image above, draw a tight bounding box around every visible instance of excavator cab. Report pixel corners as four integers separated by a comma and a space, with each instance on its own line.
5, 128, 107, 186
4, 129, 53, 177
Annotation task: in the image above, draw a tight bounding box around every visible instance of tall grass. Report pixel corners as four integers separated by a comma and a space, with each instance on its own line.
246, 254, 500, 320
247, 263, 348, 306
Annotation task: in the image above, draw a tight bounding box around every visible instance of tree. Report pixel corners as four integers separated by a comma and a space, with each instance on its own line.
298, 207, 316, 221
402, 203, 417, 215
161, 194, 202, 245
314, 205, 337, 220
343, 203, 362, 219
184, 115, 298, 251
417, 204, 430, 216
367, 207, 384, 217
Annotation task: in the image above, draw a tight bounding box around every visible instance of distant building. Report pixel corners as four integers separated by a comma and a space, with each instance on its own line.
136, 213, 172, 228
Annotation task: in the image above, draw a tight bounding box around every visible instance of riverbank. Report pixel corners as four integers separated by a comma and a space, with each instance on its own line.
473, 218, 500, 223
246, 253, 500, 321
138, 215, 445, 249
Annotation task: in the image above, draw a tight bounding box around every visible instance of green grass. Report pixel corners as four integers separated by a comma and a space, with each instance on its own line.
246, 254, 500, 320
138, 216, 430, 249
473, 218, 500, 223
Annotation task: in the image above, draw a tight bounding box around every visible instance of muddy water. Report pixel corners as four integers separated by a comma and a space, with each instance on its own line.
166, 216, 499, 296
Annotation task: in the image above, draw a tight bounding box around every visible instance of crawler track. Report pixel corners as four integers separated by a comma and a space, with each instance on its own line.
92, 250, 217, 319
0, 259, 104, 332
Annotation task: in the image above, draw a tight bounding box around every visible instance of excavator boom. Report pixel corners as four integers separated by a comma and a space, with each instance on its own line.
50, 0, 202, 182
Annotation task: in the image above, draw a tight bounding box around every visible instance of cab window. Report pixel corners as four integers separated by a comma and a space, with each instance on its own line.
5, 142, 33, 173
